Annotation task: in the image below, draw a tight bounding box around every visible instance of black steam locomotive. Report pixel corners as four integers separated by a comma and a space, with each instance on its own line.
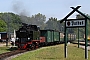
15, 23, 76, 50
15, 23, 41, 50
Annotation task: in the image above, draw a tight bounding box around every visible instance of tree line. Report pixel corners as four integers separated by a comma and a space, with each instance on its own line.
0, 12, 90, 38
0, 12, 63, 32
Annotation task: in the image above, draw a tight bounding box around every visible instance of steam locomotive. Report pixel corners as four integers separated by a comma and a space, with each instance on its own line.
15, 23, 76, 50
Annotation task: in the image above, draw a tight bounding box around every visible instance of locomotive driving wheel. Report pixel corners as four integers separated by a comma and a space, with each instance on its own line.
31, 44, 35, 50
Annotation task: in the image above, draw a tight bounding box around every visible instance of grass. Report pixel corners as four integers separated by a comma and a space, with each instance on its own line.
0, 45, 17, 54
0, 46, 10, 54
12, 44, 90, 60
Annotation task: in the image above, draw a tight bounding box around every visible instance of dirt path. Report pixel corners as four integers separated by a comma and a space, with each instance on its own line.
80, 45, 90, 50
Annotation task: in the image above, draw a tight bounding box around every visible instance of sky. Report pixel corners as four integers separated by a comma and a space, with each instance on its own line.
0, 0, 90, 20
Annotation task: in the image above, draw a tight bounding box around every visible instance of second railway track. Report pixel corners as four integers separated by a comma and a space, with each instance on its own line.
0, 50, 27, 60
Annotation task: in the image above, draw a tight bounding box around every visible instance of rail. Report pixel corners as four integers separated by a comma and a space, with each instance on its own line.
0, 50, 27, 60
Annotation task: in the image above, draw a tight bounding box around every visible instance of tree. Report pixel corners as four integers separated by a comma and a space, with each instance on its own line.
0, 20, 7, 32
57, 20, 64, 32
76, 14, 90, 38
45, 17, 59, 30
0, 12, 22, 32
30, 13, 46, 29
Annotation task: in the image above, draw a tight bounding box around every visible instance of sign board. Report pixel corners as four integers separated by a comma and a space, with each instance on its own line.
66, 19, 85, 28
60, 6, 89, 59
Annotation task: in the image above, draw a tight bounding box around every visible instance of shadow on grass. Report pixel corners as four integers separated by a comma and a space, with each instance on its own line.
36, 57, 62, 60
6, 47, 18, 51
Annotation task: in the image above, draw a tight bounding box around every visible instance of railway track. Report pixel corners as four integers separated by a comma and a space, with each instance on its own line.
0, 40, 87, 60
71, 40, 90, 46
0, 50, 27, 60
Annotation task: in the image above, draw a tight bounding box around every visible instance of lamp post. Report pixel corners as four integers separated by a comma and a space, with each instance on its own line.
6, 14, 11, 46
61, 26, 64, 32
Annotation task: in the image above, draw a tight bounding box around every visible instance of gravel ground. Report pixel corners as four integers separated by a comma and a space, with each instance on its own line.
4, 53, 23, 60
0, 42, 11, 47
80, 45, 90, 51
4, 51, 29, 60
0, 43, 6, 47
